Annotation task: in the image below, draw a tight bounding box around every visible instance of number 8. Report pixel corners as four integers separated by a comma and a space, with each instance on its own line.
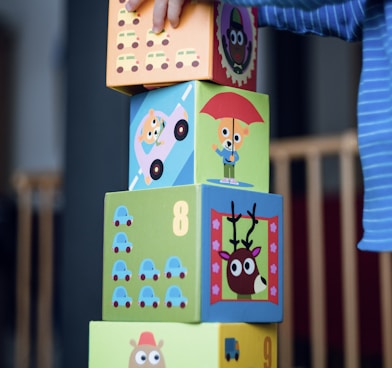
173, 201, 189, 236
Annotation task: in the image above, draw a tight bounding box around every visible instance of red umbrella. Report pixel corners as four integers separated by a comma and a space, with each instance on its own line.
200, 92, 264, 124
200, 92, 264, 153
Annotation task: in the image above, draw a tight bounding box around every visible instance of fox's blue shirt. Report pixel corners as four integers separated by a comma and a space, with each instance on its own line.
215, 148, 240, 165
227, 0, 392, 251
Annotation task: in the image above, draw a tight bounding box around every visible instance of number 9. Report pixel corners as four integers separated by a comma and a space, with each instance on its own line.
264, 336, 272, 368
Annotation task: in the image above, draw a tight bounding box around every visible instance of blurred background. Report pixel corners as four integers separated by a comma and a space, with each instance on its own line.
0, 0, 373, 367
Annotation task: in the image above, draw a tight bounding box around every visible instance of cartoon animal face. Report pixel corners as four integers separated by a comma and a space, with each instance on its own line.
220, 246, 265, 295
227, 8, 248, 65
219, 202, 267, 296
138, 109, 166, 145
217, 118, 249, 152
221, 7, 252, 74
129, 332, 166, 368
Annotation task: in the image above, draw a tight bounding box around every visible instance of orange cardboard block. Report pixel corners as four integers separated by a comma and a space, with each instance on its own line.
107, 0, 258, 94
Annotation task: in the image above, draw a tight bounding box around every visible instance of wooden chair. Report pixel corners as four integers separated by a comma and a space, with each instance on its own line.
270, 130, 392, 368
12, 172, 62, 368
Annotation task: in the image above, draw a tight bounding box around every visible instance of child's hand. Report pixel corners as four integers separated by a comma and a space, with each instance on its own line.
126, 0, 185, 33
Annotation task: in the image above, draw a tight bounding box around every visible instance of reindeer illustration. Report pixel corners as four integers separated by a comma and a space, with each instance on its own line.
219, 201, 267, 298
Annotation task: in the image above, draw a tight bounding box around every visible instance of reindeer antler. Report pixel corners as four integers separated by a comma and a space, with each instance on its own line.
227, 201, 242, 251
241, 203, 258, 250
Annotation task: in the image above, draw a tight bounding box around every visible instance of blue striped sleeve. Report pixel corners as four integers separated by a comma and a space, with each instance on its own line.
225, 0, 365, 41
356, 2, 392, 251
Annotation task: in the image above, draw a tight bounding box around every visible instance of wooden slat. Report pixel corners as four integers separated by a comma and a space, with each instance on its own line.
379, 252, 392, 368
12, 172, 61, 368
306, 152, 326, 368
274, 154, 294, 368
36, 180, 56, 368
340, 132, 359, 368
270, 133, 348, 159
13, 174, 33, 368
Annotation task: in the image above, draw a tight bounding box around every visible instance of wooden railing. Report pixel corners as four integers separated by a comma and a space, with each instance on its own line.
12, 172, 62, 368
270, 130, 392, 368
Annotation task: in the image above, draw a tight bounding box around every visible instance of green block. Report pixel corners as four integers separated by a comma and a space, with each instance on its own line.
129, 81, 269, 192
102, 184, 283, 323
89, 321, 278, 368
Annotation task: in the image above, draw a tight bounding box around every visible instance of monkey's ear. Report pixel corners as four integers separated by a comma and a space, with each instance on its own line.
157, 340, 164, 348
130, 339, 137, 347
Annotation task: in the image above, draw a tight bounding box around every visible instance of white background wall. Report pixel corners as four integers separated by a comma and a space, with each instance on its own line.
0, 0, 65, 173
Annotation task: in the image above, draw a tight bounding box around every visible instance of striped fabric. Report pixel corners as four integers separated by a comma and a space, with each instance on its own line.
228, 0, 392, 251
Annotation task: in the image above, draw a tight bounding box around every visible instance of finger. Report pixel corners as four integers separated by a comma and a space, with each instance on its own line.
167, 0, 185, 28
125, 0, 144, 12
152, 0, 169, 33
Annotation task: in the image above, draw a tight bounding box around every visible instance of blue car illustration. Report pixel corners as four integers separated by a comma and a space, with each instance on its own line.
138, 258, 160, 281
112, 232, 133, 253
113, 205, 133, 227
165, 285, 187, 308
138, 286, 160, 308
112, 286, 132, 308
112, 260, 132, 281
164, 256, 187, 279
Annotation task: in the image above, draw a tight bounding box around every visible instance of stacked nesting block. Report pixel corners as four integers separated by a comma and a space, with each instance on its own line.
90, 322, 277, 366
127, 81, 270, 192
106, 0, 258, 93
89, 0, 283, 366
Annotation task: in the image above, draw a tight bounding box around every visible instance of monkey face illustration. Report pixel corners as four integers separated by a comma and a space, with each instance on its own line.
227, 25, 247, 65
225, 7, 250, 69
